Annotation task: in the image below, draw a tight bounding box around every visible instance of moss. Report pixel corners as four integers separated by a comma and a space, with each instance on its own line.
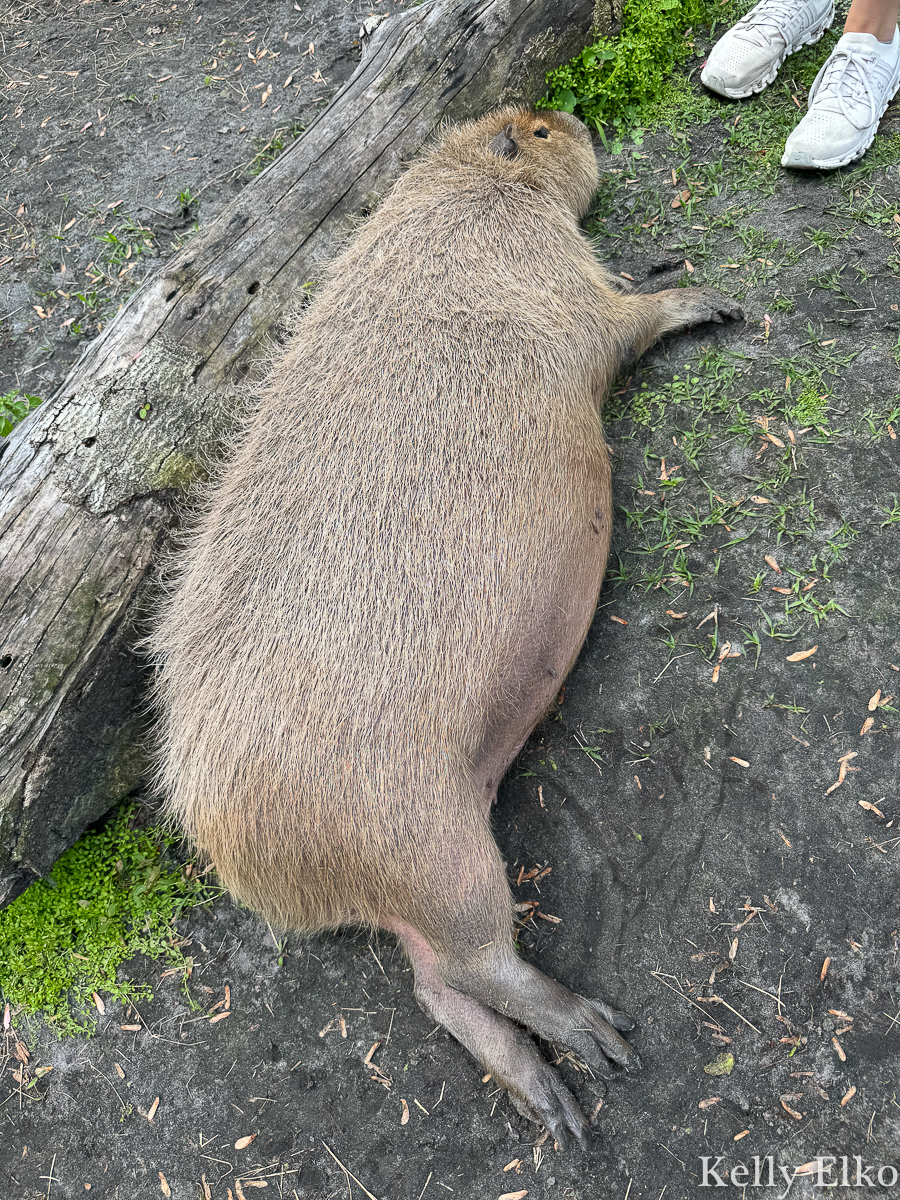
151, 448, 204, 491
789, 380, 829, 426
0, 802, 211, 1035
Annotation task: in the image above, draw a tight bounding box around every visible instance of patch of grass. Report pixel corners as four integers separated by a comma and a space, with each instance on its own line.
0, 803, 211, 1036
246, 122, 304, 177
1, 388, 42, 437
605, 337, 863, 623
95, 216, 156, 268
856, 400, 900, 440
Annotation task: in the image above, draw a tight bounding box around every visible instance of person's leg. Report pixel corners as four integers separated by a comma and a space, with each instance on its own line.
844, 0, 900, 40
782, 0, 900, 168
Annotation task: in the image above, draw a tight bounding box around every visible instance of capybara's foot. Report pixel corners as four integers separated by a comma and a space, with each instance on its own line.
393, 921, 602, 1148
406, 943, 591, 1147
662, 286, 745, 329
507, 1050, 591, 1150
452, 954, 640, 1076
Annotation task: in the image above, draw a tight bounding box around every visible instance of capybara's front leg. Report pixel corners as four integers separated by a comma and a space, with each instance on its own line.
622, 287, 744, 360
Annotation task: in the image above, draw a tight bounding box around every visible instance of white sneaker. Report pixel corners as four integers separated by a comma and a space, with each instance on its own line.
701, 0, 834, 98
782, 29, 900, 168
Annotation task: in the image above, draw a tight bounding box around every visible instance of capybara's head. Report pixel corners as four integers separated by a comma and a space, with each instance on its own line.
440, 106, 600, 219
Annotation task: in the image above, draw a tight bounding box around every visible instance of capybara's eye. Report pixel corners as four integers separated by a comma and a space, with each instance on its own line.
533, 127, 550, 139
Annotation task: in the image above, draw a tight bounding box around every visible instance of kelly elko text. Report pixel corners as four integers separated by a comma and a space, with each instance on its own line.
700, 1156, 900, 1194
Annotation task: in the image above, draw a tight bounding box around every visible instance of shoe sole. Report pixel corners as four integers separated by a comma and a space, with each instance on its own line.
701, 3, 835, 99
781, 55, 900, 168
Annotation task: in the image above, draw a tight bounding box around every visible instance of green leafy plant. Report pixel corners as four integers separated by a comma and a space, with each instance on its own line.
0, 803, 211, 1035
1, 388, 42, 437
540, 0, 739, 142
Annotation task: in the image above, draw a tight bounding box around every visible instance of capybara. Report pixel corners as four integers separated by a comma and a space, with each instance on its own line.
150, 106, 742, 1147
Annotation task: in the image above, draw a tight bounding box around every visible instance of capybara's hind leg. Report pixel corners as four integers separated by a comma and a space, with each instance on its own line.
382, 810, 638, 1142
389, 922, 590, 1149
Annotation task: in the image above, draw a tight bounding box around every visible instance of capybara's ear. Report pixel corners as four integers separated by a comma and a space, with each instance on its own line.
490, 122, 519, 159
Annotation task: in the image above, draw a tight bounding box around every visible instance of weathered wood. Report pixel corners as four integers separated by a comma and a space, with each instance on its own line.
0, 0, 596, 903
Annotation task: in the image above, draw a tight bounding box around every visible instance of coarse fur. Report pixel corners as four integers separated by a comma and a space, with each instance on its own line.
149, 106, 741, 1146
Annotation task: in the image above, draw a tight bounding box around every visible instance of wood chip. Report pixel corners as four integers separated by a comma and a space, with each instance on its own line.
364, 1041, 380, 1066
859, 800, 885, 818
832, 1036, 846, 1061
610, 615, 628, 625
841, 1085, 857, 1106
503, 1159, 522, 1172
698, 1097, 721, 1108
860, 717, 874, 735
147, 1096, 160, 1122
666, 610, 687, 618
766, 433, 785, 447
498, 1192, 528, 1200
114, 1062, 125, 1080
400, 1097, 410, 1125
159, 1173, 171, 1197
820, 957, 831, 980
868, 690, 882, 711
120, 1024, 141, 1031
780, 1098, 803, 1120
235, 1134, 256, 1150
729, 756, 750, 767
537, 912, 562, 923
92, 993, 105, 1015
786, 646, 817, 662
829, 1009, 853, 1022
795, 1162, 820, 1176
209, 1011, 230, 1023
734, 1129, 749, 1141
765, 554, 781, 573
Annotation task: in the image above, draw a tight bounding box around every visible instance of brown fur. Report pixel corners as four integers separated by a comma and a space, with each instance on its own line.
149, 107, 740, 1144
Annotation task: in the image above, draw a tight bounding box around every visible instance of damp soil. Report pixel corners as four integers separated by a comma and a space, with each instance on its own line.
2, 2, 900, 1198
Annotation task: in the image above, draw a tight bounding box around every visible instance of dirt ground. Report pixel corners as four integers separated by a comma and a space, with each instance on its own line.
2, 1, 900, 1198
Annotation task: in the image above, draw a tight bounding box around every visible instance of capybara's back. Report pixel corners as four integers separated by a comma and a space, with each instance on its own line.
151, 107, 741, 1145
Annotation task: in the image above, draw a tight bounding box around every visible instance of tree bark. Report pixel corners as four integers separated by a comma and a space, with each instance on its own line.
0, 0, 596, 904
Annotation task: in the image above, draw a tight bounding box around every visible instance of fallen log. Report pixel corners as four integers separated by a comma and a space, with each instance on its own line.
0, 0, 603, 903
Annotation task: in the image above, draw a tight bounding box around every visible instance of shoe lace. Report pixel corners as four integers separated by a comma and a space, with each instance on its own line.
733, 0, 802, 47
812, 46, 887, 128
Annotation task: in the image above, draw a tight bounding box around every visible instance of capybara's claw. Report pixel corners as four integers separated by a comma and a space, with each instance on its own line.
510, 1065, 590, 1152
570, 1013, 638, 1073
688, 288, 744, 326
593, 998, 637, 1033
